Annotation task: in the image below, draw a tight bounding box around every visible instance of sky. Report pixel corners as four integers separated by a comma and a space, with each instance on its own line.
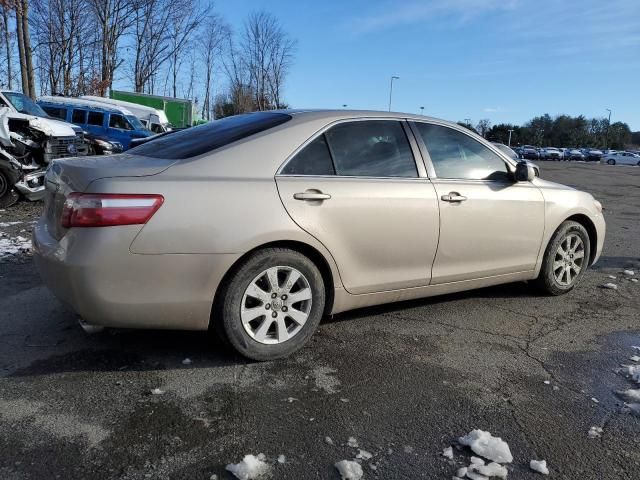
214, 0, 640, 130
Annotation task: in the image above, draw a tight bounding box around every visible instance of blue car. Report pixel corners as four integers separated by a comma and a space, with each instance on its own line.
38, 96, 152, 150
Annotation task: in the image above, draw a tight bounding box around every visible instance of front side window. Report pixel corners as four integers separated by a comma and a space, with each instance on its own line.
109, 114, 133, 130
281, 135, 335, 175
87, 111, 104, 126
416, 123, 509, 181
324, 120, 417, 177
72, 109, 86, 124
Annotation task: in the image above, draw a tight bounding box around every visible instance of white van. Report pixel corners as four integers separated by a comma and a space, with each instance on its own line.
80, 96, 172, 133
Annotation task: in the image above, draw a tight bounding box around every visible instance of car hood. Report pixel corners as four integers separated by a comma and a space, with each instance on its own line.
534, 178, 576, 191
5, 111, 77, 137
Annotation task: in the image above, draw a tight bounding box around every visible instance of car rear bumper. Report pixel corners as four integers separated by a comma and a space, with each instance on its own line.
32, 220, 239, 330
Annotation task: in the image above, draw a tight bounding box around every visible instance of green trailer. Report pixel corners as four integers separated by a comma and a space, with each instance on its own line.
110, 90, 195, 128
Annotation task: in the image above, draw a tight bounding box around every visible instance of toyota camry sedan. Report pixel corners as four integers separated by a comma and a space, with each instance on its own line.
33, 110, 605, 360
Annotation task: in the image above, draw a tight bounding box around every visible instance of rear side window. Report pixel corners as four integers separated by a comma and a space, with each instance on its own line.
72, 109, 86, 123
43, 106, 67, 120
87, 111, 104, 126
130, 112, 291, 160
281, 135, 335, 175
325, 120, 417, 177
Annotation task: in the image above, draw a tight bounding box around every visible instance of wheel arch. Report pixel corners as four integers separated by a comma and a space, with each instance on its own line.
565, 214, 598, 265
209, 240, 336, 329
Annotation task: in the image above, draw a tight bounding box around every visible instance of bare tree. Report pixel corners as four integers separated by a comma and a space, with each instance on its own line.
199, 13, 228, 120
476, 119, 492, 138
88, 0, 135, 95
0, 2, 12, 88
239, 11, 295, 111
131, 0, 203, 94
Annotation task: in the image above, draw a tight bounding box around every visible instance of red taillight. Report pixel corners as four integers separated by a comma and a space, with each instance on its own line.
61, 193, 164, 228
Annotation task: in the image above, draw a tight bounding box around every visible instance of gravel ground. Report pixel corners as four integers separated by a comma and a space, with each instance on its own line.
0, 162, 639, 480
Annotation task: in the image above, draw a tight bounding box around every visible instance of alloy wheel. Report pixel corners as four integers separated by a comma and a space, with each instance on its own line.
553, 234, 585, 286
240, 266, 313, 344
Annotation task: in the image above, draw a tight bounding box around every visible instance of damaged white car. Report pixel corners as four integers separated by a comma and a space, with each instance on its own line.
0, 90, 87, 207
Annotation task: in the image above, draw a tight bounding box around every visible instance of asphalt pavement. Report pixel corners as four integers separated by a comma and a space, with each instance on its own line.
0, 162, 639, 479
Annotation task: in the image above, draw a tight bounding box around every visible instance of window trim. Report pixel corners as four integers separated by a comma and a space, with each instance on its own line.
276, 117, 428, 179
408, 120, 519, 183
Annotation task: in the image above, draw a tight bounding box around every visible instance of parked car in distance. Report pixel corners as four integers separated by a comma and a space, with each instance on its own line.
84, 133, 123, 155
565, 148, 585, 161
492, 142, 540, 177
541, 147, 562, 160
582, 148, 603, 162
517, 145, 540, 160
33, 110, 605, 361
601, 151, 640, 166
38, 96, 152, 150
81, 95, 173, 134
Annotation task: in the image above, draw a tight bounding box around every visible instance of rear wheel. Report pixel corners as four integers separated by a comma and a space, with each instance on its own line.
214, 248, 325, 361
607, 159, 616, 165
536, 221, 590, 295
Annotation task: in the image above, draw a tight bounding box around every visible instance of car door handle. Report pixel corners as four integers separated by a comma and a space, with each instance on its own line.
293, 191, 331, 201
441, 192, 467, 202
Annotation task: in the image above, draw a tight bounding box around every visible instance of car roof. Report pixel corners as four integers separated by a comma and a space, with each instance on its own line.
38, 96, 134, 115
276, 108, 461, 128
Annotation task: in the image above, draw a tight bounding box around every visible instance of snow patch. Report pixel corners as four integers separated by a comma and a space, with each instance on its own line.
334, 460, 363, 480
607, 275, 617, 279
617, 389, 640, 402
618, 364, 640, 383
588, 426, 603, 438
630, 356, 640, 362
458, 430, 513, 463
225, 454, 270, 480
475, 462, 508, 479
442, 446, 454, 459
530, 459, 549, 475
325, 436, 334, 445
347, 437, 359, 448
356, 449, 372, 460
600, 282, 618, 290
181, 358, 192, 365
0, 235, 31, 257
150, 388, 164, 395
622, 270, 635, 276
277, 454, 286, 464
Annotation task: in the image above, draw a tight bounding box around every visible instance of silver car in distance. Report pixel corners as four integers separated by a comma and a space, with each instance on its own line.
33, 110, 605, 360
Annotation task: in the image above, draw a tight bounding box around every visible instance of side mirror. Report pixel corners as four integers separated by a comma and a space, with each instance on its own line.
515, 161, 536, 182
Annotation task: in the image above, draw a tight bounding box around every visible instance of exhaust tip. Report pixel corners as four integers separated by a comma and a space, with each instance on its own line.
78, 317, 105, 334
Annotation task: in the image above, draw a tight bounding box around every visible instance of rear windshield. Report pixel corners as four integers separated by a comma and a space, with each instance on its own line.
129, 112, 292, 159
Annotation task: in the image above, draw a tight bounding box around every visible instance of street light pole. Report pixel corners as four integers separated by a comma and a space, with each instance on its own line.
388, 76, 399, 111
605, 108, 612, 149
419, 106, 424, 115
507, 129, 514, 147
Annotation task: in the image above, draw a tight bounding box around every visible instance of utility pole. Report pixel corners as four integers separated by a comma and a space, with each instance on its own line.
419, 106, 424, 115
388, 76, 399, 111
605, 108, 612, 149
507, 129, 514, 147
464, 118, 472, 126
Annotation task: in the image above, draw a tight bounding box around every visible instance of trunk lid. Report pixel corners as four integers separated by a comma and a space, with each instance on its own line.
43, 153, 177, 240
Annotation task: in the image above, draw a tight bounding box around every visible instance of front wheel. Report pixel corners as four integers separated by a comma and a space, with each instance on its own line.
214, 248, 325, 361
535, 221, 590, 295
0, 169, 19, 208
607, 159, 615, 165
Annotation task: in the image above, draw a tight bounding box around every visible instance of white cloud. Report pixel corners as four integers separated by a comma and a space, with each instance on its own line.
349, 0, 520, 33
484, 107, 500, 113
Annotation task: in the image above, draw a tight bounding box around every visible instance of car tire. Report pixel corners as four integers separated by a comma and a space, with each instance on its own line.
214, 248, 326, 361
0, 169, 19, 208
535, 221, 591, 296
607, 159, 615, 165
